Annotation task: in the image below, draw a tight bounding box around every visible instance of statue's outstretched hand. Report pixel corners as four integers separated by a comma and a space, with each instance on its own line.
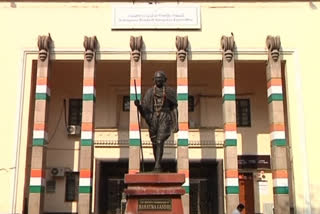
134, 100, 140, 107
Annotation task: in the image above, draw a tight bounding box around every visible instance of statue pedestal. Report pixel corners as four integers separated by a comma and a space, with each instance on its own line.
124, 173, 185, 214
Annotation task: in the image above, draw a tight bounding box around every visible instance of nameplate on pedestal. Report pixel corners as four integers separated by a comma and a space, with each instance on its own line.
138, 198, 172, 211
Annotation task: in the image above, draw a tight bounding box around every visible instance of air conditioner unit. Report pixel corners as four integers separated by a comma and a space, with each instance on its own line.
67, 125, 81, 136
50, 167, 65, 177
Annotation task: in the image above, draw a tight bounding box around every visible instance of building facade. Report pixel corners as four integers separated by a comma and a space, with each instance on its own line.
1, 1, 319, 214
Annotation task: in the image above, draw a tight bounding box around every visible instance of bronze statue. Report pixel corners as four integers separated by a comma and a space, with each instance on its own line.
135, 71, 179, 172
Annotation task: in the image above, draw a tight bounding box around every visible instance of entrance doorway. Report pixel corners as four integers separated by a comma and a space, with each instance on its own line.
239, 173, 255, 214
189, 160, 224, 214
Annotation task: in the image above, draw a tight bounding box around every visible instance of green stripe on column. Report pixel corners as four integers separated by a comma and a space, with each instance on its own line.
129, 139, 140, 146
83, 94, 96, 101
182, 186, 189, 193
177, 93, 188, 101
268, 94, 283, 103
178, 139, 188, 146
79, 186, 92, 193
273, 187, 289, 194
32, 139, 47, 146
225, 139, 237, 146
35, 93, 50, 100
271, 139, 287, 146
29, 186, 45, 193
223, 94, 235, 102
226, 186, 239, 194
81, 139, 93, 146
130, 94, 141, 101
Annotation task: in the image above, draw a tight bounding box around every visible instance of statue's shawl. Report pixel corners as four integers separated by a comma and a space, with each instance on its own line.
141, 86, 177, 114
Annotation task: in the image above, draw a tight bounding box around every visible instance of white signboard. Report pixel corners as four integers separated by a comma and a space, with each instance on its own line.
112, 4, 201, 29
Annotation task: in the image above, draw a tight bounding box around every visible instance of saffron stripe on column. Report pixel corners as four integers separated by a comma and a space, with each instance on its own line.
79, 169, 92, 193
29, 169, 46, 193
225, 170, 239, 194
177, 78, 188, 86
81, 122, 93, 131
34, 123, 45, 130
272, 170, 288, 178
129, 122, 140, 146
129, 169, 139, 174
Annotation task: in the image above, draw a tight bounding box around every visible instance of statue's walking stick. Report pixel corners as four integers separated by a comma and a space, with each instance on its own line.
134, 79, 144, 172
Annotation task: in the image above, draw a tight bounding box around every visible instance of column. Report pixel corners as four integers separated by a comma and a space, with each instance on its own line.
78, 36, 97, 214
221, 34, 239, 213
28, 34, 52, 214
128, 36, 143, 174
266, 35, 290, 214
176, 36, 189, 214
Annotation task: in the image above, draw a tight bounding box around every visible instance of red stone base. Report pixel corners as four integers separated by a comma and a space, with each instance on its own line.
124, 173, 185, 214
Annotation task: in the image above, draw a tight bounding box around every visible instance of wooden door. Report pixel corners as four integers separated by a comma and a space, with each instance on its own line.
239, 173, 255, 214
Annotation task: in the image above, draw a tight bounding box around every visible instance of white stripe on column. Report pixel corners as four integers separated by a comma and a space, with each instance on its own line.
33, 130, 48, 140
267, 86, 283, 97
225, 131, 237, 140
36, 85, 50, 95
177, 86, 188, 94
79, 178, 92, 187
270, 131, 285, 140
182, 177, 189, 186
178, 131, 189, 139
30, 177, 46, 186
226, 178, 239, 186
129, 130, 140, 139
130, 86, 141, 94
273, 178, 288, 187
83, 86, 96, 96
222, 86, 235, 96
81, 131, 93, 139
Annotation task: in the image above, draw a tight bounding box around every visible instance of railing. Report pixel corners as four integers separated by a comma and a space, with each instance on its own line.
94, 140, 224, 148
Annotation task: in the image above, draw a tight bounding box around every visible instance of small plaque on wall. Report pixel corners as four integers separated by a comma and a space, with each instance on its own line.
138, 198, 172, 211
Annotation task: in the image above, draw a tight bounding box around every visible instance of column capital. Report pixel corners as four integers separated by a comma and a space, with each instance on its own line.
220, 34, 235, 62
176, 36, 188, 62
37, 33, 52, 61
130, 35, 143, 62
83, 36, 97, 62
266, 35, 281, 62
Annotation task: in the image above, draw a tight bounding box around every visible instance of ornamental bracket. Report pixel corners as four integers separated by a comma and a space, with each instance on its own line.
266, 35, 281, 62
37, 33, 52, 61
220, 33, 235, 62
83, 36, 98, 62
130, 36, 143, 62
176, 36, 188, 62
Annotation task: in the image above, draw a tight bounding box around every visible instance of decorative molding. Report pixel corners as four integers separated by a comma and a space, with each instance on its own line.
175, 36, 188, 62
37, 34, 52, 61
266, 35, 281, 62
83, 36, 97, 62
220, 34, 235, 62
130, 36, 143, 62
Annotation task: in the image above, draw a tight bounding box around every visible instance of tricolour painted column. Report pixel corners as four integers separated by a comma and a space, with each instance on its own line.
78, 36, 97, 214
176, 36, 189, 214
266, 35, 290, 214
128, 36, 143, 174
221, 34, 239, 213
28, 34, 52, 214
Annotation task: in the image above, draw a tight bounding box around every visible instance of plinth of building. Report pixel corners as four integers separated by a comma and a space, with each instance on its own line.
124, 173, 185, 214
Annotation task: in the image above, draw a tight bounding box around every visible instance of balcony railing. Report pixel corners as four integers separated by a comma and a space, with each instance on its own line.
94, 128, 225, 148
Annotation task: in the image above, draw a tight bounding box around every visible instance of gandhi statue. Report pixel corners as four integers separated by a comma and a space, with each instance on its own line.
134, 71, 179, 172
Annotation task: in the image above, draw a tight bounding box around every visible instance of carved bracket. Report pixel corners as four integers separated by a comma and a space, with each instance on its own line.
176, 36, 188, 62
130, 36, 143, 62
37, 34, 52, 62
220, 34, 235, 62
266, 35, 281, 62
83, 36, 98, 62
